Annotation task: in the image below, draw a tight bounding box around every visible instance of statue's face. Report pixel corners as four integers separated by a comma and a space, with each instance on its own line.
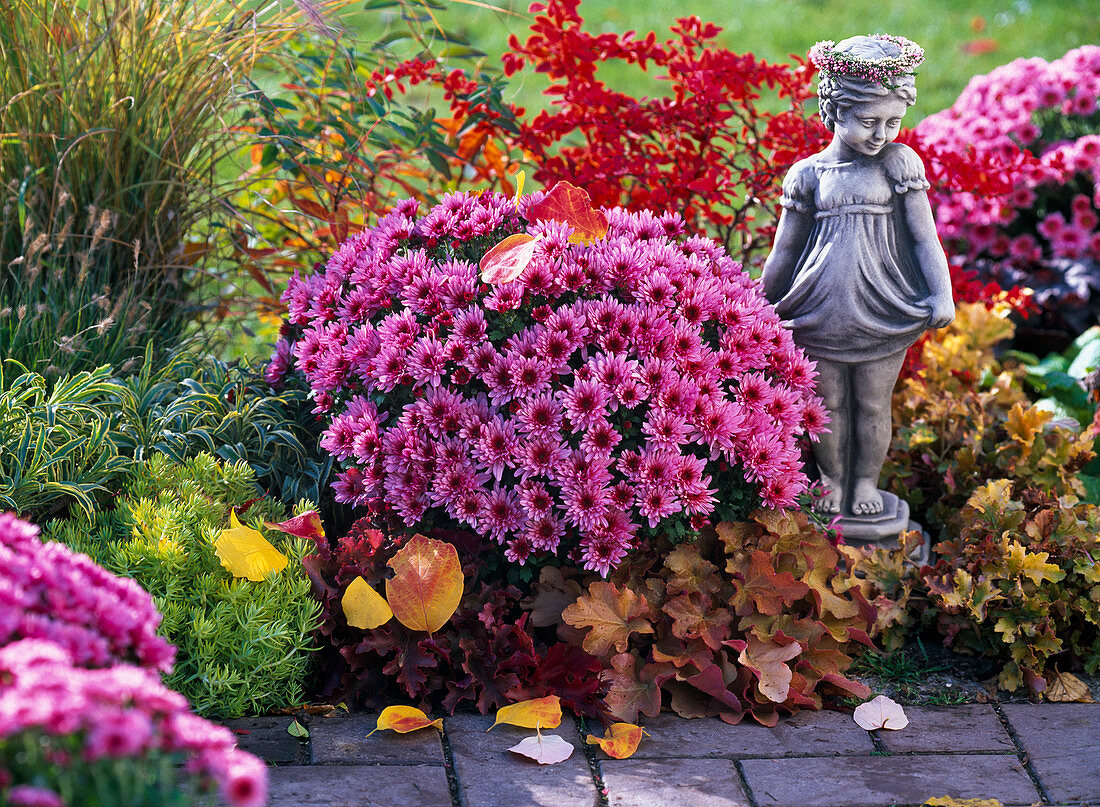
833, 96, 908, 156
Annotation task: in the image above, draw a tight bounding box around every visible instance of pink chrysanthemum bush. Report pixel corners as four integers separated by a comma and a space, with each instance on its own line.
274, 189, 827, 575
917, 45, 1100, 339
0, 514, 266, 807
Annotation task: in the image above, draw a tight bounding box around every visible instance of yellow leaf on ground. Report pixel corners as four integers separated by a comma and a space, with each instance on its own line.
489, 696, 562, 731
508, 733, 574, 764
385, 535, 463, 633
586, 722, 647, 759
366, 705, 443, 737
342, 576, 393, 630
853, 694, 909, 731
924, 799, 1004, 807
1046, 670, 1095, 703
214, 510, 288, 582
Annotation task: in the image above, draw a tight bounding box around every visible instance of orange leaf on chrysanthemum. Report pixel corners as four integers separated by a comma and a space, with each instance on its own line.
586, 722, 647, 759
366, 705, 443, 736
525, 181, 609, 244
385, 534, 463, 633
488, 695, 562, 731
479, 232, 544, 285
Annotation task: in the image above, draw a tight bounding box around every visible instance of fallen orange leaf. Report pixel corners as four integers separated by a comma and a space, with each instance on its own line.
853, 694, 909, 731
508, 732, 574, 764
342, 576, 393, 630
1045, 670, 1095, 703
525, 181, 609, 244
385, 534, 463, 633
586, 722, 647, 759
924, 799, 1004, 807
479, 232, 544, 285
214, 510, 288, 582
366, 705, 443, 737
488, 695, 562, 731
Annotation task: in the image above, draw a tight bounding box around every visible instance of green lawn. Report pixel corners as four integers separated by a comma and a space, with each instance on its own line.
343, 0, 1100, 120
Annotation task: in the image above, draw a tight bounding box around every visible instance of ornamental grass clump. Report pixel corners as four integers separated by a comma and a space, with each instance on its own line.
917, 45, 1100, 343
275, 188, 827, 575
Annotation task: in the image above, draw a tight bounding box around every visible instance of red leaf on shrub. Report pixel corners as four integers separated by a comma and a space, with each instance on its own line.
479, 233, 544, 285
290, 195, 330, 221
266, 511, 326, 542
525, 181, 609, 244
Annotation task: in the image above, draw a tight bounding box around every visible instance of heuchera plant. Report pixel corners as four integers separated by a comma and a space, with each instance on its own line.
917, 46, 1100, 340
274, 188, 827, 575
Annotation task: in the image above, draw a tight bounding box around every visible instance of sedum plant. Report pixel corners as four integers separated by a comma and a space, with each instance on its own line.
46, 454, 320, 719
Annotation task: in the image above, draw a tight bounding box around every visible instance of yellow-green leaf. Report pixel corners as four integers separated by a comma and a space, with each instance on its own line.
385, 535, 463, 633
488, 696, 562, 731
342, 576, 393, 630
214, 510, 288, 581
287, 719, 309, 738
586, 722, 647, 759
366, 705, 444, 737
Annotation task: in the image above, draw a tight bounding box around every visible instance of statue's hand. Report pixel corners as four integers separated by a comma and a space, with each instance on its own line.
919, 295, 955, 329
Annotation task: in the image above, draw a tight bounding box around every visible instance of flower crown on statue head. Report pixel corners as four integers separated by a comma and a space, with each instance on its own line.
808, 34, 925, 88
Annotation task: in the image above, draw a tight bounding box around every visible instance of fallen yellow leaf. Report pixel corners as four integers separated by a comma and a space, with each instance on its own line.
366, 705, 443, 737
586, 722, 647, 759
1045, 670, 1095, 703
385, 535, 463, 633
924, 798, 1004, 807
342, 576, 393, 630
214, 510, 288, 582
488, 695, 562, 731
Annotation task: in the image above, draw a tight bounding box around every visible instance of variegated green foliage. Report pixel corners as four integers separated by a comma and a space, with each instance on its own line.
0, 364, 130, 519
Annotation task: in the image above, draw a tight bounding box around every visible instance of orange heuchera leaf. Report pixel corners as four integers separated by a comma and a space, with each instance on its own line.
214, 510, 288, 582
738, 637, 802, 703
853, 694, 909, 731
265, 510, 325, 542
488, 695, 562, 731
562, 581, 653, 658
508, 732, 574, 764
479, 233, 544, 285
341, 575, 393, 630
385, 535, 463, 633
586, 722, 646, 759
525, 181, 609, 244
366, 705, 443, 737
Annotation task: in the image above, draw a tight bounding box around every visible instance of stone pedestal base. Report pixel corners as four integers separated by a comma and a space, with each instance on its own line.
836, 491, 931, 565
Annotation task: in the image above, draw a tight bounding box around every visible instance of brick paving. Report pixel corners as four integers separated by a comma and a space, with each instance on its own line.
225, 703, 1100, 807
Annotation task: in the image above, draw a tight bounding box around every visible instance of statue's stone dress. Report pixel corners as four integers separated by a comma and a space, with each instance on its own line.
772, 142, 933, 362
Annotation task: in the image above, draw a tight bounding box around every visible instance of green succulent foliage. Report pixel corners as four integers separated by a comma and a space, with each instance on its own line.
46, 454, 321, 719
0, 363, 131, 520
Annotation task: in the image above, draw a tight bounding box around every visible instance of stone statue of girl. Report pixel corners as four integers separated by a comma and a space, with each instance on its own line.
762, 34, 955, 524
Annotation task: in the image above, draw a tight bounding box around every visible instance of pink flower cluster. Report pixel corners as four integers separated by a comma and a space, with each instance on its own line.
0, 512, 174, 673
916, 46, 1100, 311
277, 191, 826, 574
0, 639, 266, 807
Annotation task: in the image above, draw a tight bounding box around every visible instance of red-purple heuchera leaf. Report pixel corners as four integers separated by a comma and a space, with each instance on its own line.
525, 181, 609, 244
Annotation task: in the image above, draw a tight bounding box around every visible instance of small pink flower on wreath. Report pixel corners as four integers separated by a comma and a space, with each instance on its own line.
808, 34, 925, 88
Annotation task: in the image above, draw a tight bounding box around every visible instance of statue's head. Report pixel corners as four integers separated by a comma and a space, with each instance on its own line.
810, 35, 922, 132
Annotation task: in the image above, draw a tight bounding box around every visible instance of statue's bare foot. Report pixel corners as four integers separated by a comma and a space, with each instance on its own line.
851, 478, 883, 515
814, 475, 844, 514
